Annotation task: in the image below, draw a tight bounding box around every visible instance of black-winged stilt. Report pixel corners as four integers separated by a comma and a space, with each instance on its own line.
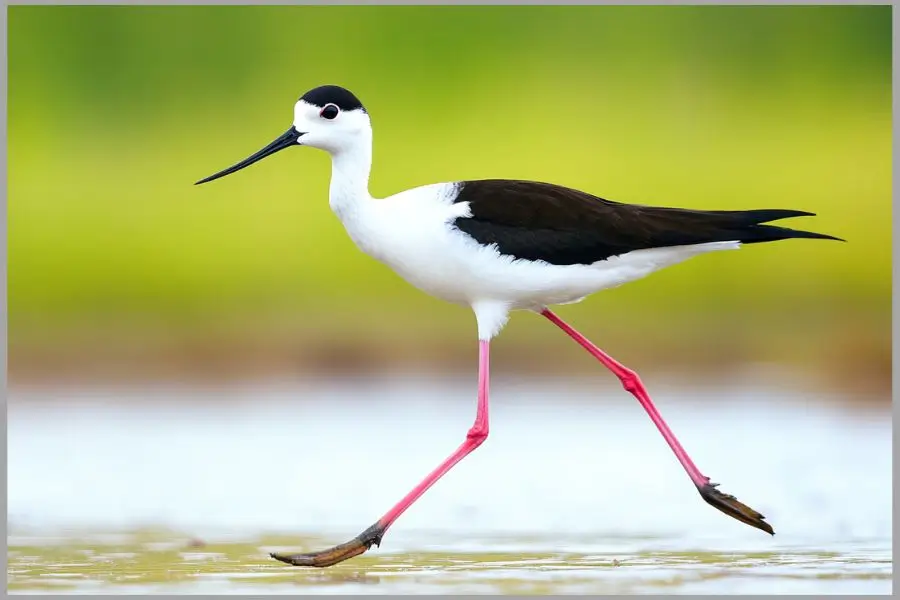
197, 85, 842, 567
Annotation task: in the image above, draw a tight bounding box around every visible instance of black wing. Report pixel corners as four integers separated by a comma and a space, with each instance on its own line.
450, 179, 842, 266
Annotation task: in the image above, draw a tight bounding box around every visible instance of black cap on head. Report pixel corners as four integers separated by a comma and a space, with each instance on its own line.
299, 85, 366, 113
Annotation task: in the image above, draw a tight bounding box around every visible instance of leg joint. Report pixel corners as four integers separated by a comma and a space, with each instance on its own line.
621, 371, 641, 393
466, 427, 489, 445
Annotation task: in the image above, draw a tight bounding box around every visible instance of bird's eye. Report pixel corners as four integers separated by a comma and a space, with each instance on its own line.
320, 104, 340, 120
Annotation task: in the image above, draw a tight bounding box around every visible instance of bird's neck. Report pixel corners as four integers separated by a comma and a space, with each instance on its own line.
328, 138, 373, 221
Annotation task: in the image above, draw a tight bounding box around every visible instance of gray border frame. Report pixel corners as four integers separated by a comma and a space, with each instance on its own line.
4, 2, 893, 598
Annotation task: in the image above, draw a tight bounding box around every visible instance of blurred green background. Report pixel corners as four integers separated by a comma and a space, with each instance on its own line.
8, 6, 891, 394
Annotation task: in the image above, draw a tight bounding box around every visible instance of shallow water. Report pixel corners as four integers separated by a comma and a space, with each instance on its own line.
8, 377, 892, 594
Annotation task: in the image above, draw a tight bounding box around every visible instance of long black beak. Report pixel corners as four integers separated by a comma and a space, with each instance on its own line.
195, 127, 304, 185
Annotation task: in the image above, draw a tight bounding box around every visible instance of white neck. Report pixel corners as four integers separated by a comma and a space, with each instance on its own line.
328, 131, 374, 221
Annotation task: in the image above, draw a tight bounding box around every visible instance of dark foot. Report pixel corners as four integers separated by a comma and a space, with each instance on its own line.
270, 522, 386, 568
698, 481, 774, 535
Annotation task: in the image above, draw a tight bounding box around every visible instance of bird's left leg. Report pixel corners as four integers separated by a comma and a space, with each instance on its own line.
539, 308, 774, 535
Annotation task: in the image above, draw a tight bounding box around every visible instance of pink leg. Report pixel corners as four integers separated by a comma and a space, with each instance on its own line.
271, 340, 492, 567
380, 338, 490, 527
541, 309, 705, 486
541, 308, 774, 535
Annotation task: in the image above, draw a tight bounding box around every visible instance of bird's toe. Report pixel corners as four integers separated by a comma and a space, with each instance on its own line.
698, 481, 774, 535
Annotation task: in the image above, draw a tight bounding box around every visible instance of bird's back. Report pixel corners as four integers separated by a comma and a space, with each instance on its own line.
449, 179, 842, 267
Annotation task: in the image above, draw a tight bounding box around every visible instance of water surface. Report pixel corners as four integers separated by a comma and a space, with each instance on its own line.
8, 377, 892, 593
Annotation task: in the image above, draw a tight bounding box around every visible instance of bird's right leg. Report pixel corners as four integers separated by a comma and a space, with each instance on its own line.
540, 308, 774, 536
270, 338, 492, 567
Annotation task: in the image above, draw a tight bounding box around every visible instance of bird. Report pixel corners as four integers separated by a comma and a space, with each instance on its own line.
196, 84, 842, 568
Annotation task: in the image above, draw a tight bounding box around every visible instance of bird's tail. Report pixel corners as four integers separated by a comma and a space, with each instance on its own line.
710, 208, 845, 245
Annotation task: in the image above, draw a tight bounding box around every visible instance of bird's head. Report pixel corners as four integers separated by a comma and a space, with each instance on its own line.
196, 85, 370, 185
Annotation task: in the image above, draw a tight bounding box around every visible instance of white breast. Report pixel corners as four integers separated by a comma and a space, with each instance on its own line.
340, 183, 479, 305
